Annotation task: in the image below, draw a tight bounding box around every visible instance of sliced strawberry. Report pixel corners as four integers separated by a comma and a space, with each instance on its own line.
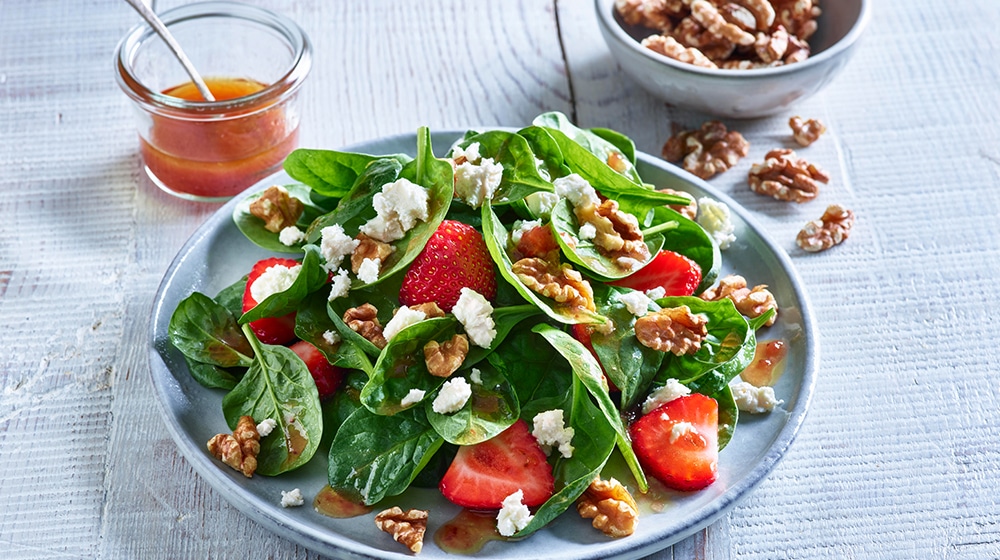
289, 340, 343, 400
399, 220, 497, 312
610, 249, 701, 297
516, 225, 559, 258
242, 257, 299, 345
569, 324, 619, 393
629, 393, 718, 491
439, 419, 554, 509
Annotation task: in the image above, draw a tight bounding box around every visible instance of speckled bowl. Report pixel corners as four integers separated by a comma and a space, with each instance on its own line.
595, 0, 870, 118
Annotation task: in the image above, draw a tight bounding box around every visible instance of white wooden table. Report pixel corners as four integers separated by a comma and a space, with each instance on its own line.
2, 1, 999, 558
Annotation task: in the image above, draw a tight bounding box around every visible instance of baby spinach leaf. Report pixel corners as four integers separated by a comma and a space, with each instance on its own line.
169, 292, 253, 368
295, 291, 373, 375
533, 323, 648, 493
284, 148, 412, 198
222, 325, 322, 475
481, 202, 608, 327
487, 326, 572, 409
304, 158, 403, 243
214, 275, 247, 318
454, 130, 553, 204
327, 406, 443, 505
712, 384, 738, 451
183, 355, 240, 391
321, 369, 368, 450
749, 308, 777, 331
233, 184, 328, 253
517, 126, 570, 180
238, 244, 329, 324
425, 363, 519, 445
646, 206, 721, 294
589, 127, 637, 165
532, 111, 644, 185
464, 304, 540, 367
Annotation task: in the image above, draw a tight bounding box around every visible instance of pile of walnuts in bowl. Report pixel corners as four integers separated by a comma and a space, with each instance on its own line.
616, 0, 822, 69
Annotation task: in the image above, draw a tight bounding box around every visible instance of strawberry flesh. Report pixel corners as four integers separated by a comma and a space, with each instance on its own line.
399, 220, 497, 312
610, 249, 701, 297
516, 225, 559, 258
242, 257, 299, 345
629, 393, 719, 491
289, 340, 343, 400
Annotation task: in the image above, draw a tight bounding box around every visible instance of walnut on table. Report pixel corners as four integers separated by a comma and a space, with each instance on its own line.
748, 148, 829, 202
796, 204, 855, 252
789, 116, 827, 147
512, 257, 597, 312
577, 477, 639, 538
700, 274, 777, 326
375, 507, 428, 554
662, 121, 750, 180
423, 334, 469, 378
343, 303, 387, 349
248, 186, 303, 233
634, 305, 709, 355
206, 415, 260, 478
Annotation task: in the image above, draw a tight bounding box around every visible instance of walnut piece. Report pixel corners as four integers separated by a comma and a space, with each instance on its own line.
615, 0, 684, 31
658, 188, 698, 220
641, 35, 718, 69
206, 415, 260, 478
634, 306, 708, 355
690, 0, 755, 46
375, 507, 428, 554
512, 257, 597, 312
773, 0, 821, 40
662, 121, 750, 180
351, 233, 394, 275
748, 148, 829, 202
754, 25, 790, 63
577, 477, 639, 538
701, 274, 777, 326
789, 116, 827, 147
248, 186, 304, 233
409, 301, 446, 319
796, 204, 854, 252
575, 199, 651, 271
424, 334, 470, 378
343, 303, 387, 349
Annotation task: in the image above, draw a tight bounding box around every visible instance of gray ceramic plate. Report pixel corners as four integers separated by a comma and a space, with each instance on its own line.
149, 131, 818, 560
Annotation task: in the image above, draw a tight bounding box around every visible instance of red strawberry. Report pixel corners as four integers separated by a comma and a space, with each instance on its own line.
439, 419, 554, 509
610, 249, 701, 297
289, 340, 343, 400
629, 393, 719, 491
569, 324, 620, 392
242, 257, 299, 345
399, 220, 497, 312
516, 225, 559, 258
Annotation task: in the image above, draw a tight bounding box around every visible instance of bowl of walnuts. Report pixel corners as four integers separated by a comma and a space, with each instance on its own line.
596, 0, 870, 118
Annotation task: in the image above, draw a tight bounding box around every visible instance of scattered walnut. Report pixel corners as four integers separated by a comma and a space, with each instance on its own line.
351, 233, 394, 275
206, 415, 260, 478
662, 121, 750, 180
634, 305, 708, 355
641, 35, 718, 69
512, 257, 597, 312
375, 507, 428, 554
789, 116, 827, 147
343, 303, 387, 349
701, 274, 777, 326
658, 188, 698, 220
748, 148, 829, 202
248, 186, 304, 233
796, 204, 854, 252
424, 334, 470, 378
409, 301, 446, 319
577, 477, 639, 538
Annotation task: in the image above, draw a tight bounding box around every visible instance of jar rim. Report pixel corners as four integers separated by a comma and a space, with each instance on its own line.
114, 1, 311, 115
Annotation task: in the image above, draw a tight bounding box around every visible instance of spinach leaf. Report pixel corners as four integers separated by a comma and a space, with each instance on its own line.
321, 369, 368, 450
233, 184, 328, 253
183, 355, 240, 391
532, 111, 644, 185
589, 127, 637, 165
238, 244, 329, 324
295, 291, 373, 375
453, 130, 553, 204
304, 158, 403, 243
464, 304, 540, 367
425, 363, 519, 445
712, 383, 738, 451
222, 325, 323, 475
749, 308, 777, 331
533, 323, 648, 492
517, 126, 570, 181
284, 148, 411, 198
646, 206, 721, 294
214, 276, 247, 318
487, 326, 573, 410
481, 202, 608, 327
327, 406, 443, 505
169, 292, 253, 368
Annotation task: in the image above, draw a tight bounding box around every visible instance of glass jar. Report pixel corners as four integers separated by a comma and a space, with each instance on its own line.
115, 1, 311, 201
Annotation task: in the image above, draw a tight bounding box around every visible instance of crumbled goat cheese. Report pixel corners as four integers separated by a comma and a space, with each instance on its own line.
452, 141, 482, 164
496, 490, 533, 537
469, 368, 483, 385
452, 288, 497, 348
511, 219, 542, 246
553, 173, 600, 207
454, 157, 504, 208
320, 224, 360, 270
532, 409, 575, 459
278, 225, 306, 247
617, 256, 643, 272
401, 388, 426, 407
256, 418, 277, 438
697, 197, 737, 250
645, 286, 667, 300
327, 268, 352, 301
731, 380, 782, 413
357, 257, 381, 284
578, 222, 597, 241
432, 377, 472, 415
360, 178, 430, 242
524, 191, 560, 220
617, 290, 653, 317
669, 421, 697, 444
249, 264, 301, 303
322, 329, 341, 346
383, 306, 427, 341
641, 379, 692, 414
280, 488, 304, 508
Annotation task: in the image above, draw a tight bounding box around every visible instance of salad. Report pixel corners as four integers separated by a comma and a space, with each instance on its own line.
167, 112, 780, 552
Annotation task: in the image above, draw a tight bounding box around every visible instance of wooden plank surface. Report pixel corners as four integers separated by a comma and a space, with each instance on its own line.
1, 0, 999, 559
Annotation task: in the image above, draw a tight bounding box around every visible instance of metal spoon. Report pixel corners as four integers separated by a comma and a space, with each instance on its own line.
123, 0, 216, 102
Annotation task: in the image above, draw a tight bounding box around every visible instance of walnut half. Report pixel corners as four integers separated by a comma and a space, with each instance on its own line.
343, 303, 387, 349
796, 204, 855, 252
748, 148, 829, 202
375, 507, 428, 554
512, 257, 597, 312
700, 274, 777, 326
662, 121, 750, 180
206, 415, 260, 478
577, 477, 639, 538
634, 306, 708, 355
424, 334, 469, 378
248, 186, 304, 233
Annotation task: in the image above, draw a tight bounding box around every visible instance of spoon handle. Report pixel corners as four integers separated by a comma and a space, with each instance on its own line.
123, 0, 216, 102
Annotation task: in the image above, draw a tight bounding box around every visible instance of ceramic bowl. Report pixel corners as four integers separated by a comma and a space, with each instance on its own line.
595, 0, 871, 118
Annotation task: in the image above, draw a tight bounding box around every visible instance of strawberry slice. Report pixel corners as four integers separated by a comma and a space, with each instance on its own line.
610, 249, 701, 297
439, 419, 554, 509
629, 393, 718, 491
289, 340, 343, 400
242, 257, 299, 345
516, 224, 559, 258
569, 324, 620, 393
399, 220, 497, 312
